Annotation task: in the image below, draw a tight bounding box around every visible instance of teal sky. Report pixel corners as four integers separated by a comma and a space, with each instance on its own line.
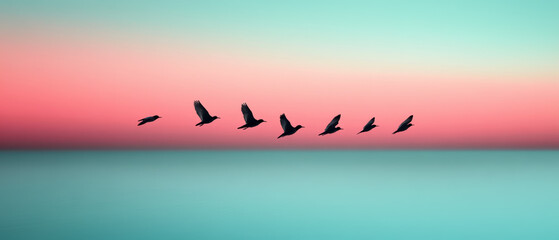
2, 0, 558, 75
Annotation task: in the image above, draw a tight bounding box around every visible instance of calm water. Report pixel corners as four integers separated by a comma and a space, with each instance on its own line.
1, 150, 558, 240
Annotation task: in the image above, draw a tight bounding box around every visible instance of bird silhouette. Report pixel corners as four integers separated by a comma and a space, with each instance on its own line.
358, 117, 377, 134
393, 115, 413, 134
278, 114, 304, 139
194, 100, 219, 126
237, 103, 265, 130
319, 114, 342, 136
137, 115, 161, 126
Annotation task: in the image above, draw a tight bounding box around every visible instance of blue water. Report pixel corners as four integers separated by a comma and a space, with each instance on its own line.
1, 150, 558, 239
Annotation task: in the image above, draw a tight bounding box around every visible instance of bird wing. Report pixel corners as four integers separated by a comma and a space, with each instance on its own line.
399, 115, 413, 128
194, 100, 212, 121
241, 103, 257, 123
280, 114, 294, 131
365, 117, 375, 127
325, 114, 341, 131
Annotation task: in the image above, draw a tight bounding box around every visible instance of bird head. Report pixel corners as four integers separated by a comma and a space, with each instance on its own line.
213, 116, 220, 120
258, 119, 266, 123
336, 127, 343, 131
295, 125, 304, 129
154, 115, 161, 119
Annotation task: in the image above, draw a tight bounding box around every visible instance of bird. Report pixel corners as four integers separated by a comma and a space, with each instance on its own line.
278, 114, 304, 139
319, 114, 342, 136
194, 100, 220, 126
393, 115, 413, 134
238, 103, 265, 130
137, 115, 161, 126
358, 117, 377, 134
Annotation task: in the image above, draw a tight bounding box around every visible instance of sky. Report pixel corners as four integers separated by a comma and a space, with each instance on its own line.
0, 0, 558, 149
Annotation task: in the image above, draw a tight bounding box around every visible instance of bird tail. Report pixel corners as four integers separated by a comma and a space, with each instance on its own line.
318, 133, 325, 136
277, 134, 285, 139
138, 121, 146, 126
357, 131, 363, 135
196, 122, 204, 126
237, 125, 247, 129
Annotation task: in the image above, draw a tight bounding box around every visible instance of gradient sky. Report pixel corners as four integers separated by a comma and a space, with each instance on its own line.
1, 0, 558, 149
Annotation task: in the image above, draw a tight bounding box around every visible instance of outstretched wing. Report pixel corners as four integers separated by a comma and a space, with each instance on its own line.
241, 103, 257, 123
280, 114, 294, 131
138, 116, 150, 121
325, 114, 341, 131
194, 100, 212, 121
365, 117, 375, 127
399, 115, 413, 128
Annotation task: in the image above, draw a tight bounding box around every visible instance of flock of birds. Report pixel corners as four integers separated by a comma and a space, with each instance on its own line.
138, 100, 414, 138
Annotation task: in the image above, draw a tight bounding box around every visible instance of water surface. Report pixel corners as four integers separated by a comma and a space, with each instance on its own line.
1, 151, 558, 239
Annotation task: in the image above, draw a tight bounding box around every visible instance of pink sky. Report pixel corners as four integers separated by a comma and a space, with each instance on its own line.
1, 32, 558, 149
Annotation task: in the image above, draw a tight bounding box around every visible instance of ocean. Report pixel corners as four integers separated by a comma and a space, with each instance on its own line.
1, 150, 558, 239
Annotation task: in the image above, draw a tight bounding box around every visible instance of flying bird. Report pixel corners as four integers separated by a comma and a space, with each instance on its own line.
194, 100, 219, 126
393, 115, 413, 134
278, 114, 304, 139
319, 114, 342, 136
137, 115, 161, 126
358, 117, 377, 134
238, 103, 266, 130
